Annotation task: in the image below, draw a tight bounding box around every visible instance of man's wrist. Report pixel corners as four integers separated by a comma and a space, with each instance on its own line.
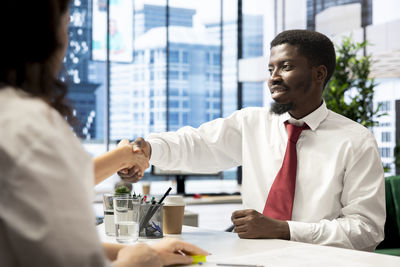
278, 220, 290, 240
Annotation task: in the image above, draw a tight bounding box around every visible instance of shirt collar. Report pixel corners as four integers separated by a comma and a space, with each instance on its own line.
278, 101, 328, 131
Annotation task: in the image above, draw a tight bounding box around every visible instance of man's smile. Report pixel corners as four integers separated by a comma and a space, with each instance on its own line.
270, 86, 289, 97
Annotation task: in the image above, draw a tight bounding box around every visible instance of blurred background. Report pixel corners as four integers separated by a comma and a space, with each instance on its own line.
64, 0, 400, 200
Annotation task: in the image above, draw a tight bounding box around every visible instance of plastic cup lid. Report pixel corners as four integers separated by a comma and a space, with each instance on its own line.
163, 195, 185, 206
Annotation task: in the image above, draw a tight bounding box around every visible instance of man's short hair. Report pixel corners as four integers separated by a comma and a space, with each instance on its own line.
270, 29, 336, 88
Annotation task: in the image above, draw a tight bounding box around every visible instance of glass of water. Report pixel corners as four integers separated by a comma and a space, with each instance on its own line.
113, 197, 140, 243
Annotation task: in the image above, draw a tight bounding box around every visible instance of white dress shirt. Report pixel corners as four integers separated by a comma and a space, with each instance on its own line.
0, 88, 111, 267
148, 101, 385, 252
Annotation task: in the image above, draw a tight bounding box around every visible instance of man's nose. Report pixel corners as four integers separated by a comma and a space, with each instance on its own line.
268, 70, 282, 85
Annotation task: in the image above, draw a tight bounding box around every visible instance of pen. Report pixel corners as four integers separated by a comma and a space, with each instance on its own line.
157, 187, 172, 204
139, 187, 172, 231
216, 264, 264, 267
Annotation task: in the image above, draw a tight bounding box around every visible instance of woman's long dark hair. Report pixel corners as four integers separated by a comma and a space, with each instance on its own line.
0, 0, 73, 124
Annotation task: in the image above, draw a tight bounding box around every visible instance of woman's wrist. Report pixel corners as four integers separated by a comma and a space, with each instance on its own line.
118, 144, 135, 169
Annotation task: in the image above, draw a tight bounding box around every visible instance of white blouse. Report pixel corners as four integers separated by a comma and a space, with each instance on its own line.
0, 88, 111, 267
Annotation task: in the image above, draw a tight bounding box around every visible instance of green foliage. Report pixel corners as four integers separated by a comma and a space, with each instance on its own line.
394, 142, 400, 174
323, 36, 386, 128
114, 185, 131, 196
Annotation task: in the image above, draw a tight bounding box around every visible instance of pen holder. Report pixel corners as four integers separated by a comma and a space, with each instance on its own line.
139, 203, 163, 238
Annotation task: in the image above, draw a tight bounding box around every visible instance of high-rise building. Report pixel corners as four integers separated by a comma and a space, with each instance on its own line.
306, 0, 372, 30
66, 0, 101, 139
65, 2, 263, 147
242, 15, 264, 108
108, 4, 221, 140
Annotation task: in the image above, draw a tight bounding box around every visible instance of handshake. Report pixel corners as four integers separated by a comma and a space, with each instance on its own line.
117, 137, 152, 183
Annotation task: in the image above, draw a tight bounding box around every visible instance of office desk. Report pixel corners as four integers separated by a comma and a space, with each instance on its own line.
97, 224, 400, 266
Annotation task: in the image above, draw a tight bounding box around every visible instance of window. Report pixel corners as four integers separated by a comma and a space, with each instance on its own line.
64, 0, 400, 196
213, 73, 220, 81
170, 70, 179, 80
169, 100, 179, 108
378, 101, 391, 112
379, 122, 391, 127
169, 50, 179, 63
67, 0, 236, 189
150, 50, 155, 64
205, 52, 210, 65
379, 147, 392, 158
170, 88, 179, 96
169, 112, 179, 123
182, 113, 189, 124
381, 132, 391, 142
213, 53, 220, 65
182, 51, 189, 63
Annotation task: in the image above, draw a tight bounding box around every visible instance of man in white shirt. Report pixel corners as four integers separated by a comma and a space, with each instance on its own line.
120, 30, 385, 252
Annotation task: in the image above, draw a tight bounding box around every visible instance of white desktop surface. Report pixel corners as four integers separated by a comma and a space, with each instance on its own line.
97, 224, 400, 267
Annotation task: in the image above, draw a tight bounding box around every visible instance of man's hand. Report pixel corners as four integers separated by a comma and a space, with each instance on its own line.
151, 238, 209, 266
231, 209, 290, 240
132, 137, 151, 158
118, 137, 151, 183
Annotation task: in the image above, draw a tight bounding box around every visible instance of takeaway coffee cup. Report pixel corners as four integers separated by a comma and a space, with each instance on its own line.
162, 195, 185, 234
142, 182, 151, 195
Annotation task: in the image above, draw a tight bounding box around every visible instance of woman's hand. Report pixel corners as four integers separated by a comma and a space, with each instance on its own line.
117, 138, 151, 183
113, 243, 162, 267
118, 137, 151, 182
117, 139, 150, 183
151, 238, 209, 266
93, 139, 150, 184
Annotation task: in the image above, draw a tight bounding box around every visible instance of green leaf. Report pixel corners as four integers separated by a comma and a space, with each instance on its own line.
114, 185, 131, 196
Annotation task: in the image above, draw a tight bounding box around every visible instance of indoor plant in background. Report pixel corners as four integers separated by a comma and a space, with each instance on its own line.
325, 37, 400, 254
323, 36, 387, 172
323, 36, 385, 128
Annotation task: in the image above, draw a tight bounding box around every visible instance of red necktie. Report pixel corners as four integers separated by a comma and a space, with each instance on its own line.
263, 121, 309, 220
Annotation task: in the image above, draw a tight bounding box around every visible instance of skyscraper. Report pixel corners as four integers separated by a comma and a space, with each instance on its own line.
66, 0, 100, 139
306, 0, 372, 30
109, 4, 221, 140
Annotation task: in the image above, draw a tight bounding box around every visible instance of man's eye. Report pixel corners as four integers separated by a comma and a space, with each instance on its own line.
283, 65, 292, 70
268, 69, 273, 74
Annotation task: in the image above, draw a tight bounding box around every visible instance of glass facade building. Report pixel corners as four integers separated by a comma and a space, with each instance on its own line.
64, 0, 400, 186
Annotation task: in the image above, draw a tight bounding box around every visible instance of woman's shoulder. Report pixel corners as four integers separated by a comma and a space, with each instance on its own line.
0, 87, 76, 161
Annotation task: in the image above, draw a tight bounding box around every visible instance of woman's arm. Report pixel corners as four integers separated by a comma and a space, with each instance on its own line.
94, 141, 149, 185
103, 243, 125, 261
103, 239, 209, 267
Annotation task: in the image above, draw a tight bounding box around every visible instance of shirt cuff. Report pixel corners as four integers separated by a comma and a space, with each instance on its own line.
147, 138, 164, 165
287, 220, 315, 244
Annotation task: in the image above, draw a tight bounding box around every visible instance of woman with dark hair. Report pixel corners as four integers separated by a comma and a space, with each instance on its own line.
0, 1, 207, 266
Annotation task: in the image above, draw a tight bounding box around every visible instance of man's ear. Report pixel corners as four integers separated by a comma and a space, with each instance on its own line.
313, 65, 327, 83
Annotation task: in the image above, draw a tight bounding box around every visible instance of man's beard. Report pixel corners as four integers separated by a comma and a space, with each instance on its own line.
270, 101, 293, 115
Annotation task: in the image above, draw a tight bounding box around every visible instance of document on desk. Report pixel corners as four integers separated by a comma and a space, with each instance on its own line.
203, 244, 379, 267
